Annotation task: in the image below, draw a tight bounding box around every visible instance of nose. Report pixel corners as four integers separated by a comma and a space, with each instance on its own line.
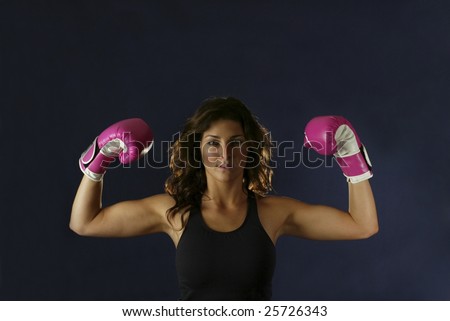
225, 143, 233, 158
215, 145, 229, 164
203, 141, 242, 167
211, 142, 237, 165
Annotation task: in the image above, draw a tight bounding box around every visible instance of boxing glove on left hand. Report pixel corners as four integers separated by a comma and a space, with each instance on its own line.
79, 118, 153, 182
303, 115, 372, 183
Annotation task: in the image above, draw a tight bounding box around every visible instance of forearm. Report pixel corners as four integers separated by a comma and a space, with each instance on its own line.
348, 180, 378, 237
70, 175, 103, 234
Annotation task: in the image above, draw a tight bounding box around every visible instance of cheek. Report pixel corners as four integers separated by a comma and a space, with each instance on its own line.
238, 145, 248, 158
237, 143, 256, 166
229, 146, 247, 169
230, 147, 245, 162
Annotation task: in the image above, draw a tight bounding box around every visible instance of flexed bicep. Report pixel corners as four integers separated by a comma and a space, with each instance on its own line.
282, 201, 365, 240
82, 194, 174, 237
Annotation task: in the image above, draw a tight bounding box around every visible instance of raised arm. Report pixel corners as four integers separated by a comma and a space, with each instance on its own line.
278, 180, 377, 240
70, 176, 174, 237
69, 118, 175, 238
275, 115, 378, 241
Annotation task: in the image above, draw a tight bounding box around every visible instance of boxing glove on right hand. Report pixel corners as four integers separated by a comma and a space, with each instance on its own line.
79, 118, 153, 182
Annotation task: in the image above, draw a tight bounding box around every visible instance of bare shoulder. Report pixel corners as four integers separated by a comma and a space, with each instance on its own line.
255, 194, 308, 243
139, 193, 178, 224
257, 194, 308, 216
141, 193, 186, 238
141, 193, 176, 212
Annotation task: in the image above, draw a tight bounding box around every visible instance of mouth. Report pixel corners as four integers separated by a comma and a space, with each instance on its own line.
218, 162, 233, 169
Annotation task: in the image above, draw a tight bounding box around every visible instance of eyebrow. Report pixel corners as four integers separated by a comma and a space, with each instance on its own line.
204, 135, 245, 139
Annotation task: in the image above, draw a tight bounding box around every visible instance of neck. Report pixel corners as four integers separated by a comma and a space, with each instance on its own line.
203, 180, 248, 207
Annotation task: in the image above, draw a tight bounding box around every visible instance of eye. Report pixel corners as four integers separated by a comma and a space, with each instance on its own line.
206, 141, 220, 147
228, 140, 243, 147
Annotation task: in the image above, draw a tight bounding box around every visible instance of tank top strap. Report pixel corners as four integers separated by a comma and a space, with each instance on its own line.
188, 205, 202, 223
246, 192, 259, 223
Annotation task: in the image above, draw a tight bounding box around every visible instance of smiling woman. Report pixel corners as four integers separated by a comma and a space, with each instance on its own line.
202, 127, 246, 168
70, 96, 378, 301
165, 97, 273, 231
201, 120, 248, 176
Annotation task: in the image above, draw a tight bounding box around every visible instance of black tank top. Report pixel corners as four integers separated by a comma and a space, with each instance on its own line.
176, 194, 276, 300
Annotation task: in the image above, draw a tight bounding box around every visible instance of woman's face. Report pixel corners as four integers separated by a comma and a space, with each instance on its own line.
201, 119, 248, 182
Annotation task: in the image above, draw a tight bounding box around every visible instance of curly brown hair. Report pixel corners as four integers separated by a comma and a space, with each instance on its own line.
164, 97, 273, 227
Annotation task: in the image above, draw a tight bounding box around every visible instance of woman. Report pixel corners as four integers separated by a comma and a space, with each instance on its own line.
70, 97, 378, 300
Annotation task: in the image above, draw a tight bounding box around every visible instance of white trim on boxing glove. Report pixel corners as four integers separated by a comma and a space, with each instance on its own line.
334, 124, 360, 158
345, 170, 373, 184
343, 145, 373, 183
99, 138, 127, 157
81, 167, 105, 182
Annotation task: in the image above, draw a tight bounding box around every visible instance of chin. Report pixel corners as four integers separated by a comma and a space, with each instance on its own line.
207, 167, 244, 182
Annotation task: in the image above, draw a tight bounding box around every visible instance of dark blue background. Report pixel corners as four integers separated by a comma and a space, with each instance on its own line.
1, 0, 449, 300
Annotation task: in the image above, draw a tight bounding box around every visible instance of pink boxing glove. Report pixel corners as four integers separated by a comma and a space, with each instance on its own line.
303, 116, 372, 183
79, 118, 153, 182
